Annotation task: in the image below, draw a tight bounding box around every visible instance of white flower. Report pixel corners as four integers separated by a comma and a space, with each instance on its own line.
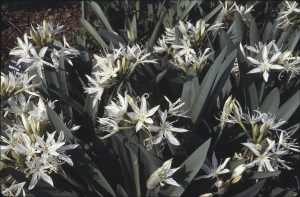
153, 37, 171, 54
23, 47, 54, 79
191, 48, 214, 70
93, 55, 119, 84
53, 131, 78, 167
17, 73, 40, 97
242, 140, 275, 171
266, 138, 292, 171
260, 113, 286, 132
13, 133, 41, 161
220, 99, 244, 124
164, 96, 189, 118
1, 181, 26, 197
9, 33, 34, 65
127, 94, 160, 132
247, 46, 284, 82
105, 92, 128, 122
231, 164, 246, 179
84, 74, 112, 108
0, 125, 19, 155
172, 39, 196, 62
34, 131, 65, 157
3, 93, 30, 117
234, 3, 254, 21
194, 152, 230, 180
148, 110, 188, 146
277, 130, 299, 152
242, 110, 263, 125
36, 21, 65, 37
26, 159, 54, 190
277, 1, 300, 21
28, 98, 57, 123
98, 118, 120, 139
146, 158, 180, 189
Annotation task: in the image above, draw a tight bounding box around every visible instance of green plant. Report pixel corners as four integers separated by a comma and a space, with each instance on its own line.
1, 1, 299, 197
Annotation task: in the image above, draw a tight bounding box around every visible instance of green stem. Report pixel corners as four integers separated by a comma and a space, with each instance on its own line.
238, 121, 251, 139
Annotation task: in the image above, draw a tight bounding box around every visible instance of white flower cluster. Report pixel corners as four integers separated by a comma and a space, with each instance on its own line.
153, 20, 222, 72
9, 20, 79, 79
277, 1, 300, 29
237, 40, 300, 82
84, 43, 158, 108
98, 92, 189, 150
218, 97, 299, 172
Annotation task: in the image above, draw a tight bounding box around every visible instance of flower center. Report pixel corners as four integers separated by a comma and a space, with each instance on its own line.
140, 113, 146, 121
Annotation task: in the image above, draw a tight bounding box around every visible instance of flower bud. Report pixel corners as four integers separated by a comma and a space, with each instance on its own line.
215, 180, 224, 188
231, 164, 246, 179
231, 175, 242, 184
199, 193, 213, 197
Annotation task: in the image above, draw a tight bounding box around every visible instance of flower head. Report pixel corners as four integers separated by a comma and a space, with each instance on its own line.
194, 152, 230, 180
247, 46, 284, 82
127, 94, 160, 132
148, 110, 188, 146
146, 158, 180, 189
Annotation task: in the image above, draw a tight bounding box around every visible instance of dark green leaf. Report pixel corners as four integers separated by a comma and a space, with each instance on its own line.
181, 68, 199, 112
250, 20, 260, 58
117, 184, 128, 197
147, 12, 166, 48
178, 1, 200, 21
80, 18, 108, 50
260, 88, 280, 114
190, 47, 227, 123
48, 88, 84, 115
203, 4, 222, 23
276, 90, 300, 121
262, 22, 272, 43
249, 171, 281, 179
91, 1, 115, 33
219, 29, 235, 56
158, 138, 211, 196
282, 29, 300, 51
234, 11, 244, 43
46, 106, 116, 197
147, 69, 167, 92
233, 179, 266, 197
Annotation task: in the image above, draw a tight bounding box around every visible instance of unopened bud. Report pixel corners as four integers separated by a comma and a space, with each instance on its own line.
215, 180, 224, 188
199, 193, 213, 197
231, 164, 246, 179
231, 175, 242, 184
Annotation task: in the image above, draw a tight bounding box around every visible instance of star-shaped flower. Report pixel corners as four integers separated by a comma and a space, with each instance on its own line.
127, 94, 160, 132
194, 152, 230, 180
148, 110, 188, 146
247, 46, 284, 82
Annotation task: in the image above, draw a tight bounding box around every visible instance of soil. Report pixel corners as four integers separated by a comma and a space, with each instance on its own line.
1, 1, 90, 71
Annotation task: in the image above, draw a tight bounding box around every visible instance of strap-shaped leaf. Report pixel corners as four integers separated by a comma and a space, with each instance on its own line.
158, 138, 211, 196
46, 106, 116, 196
90, 1, 115, 34
178, 0, 200, 22
80, 18, 108, 50
98, 29, 126, 46
181, 68, 199, 112
147, 12, 166, 48
117, 184, 128, 197
250, 20, 260, 58
232, 179, 266, 197
147, 69, 167, 92
58, 55, 73, 120
190, 46, 227, 123
282, 29, 300, 51
203, 4, 222, 23
234, 11, 244, 43
262, 22, 272, 43
48, 88, 84, 115
249, 171, 281, 179
276, 25, 292, 48
276, 90, 300, 121
219, 29, 235, 57
260, 88, 280, 114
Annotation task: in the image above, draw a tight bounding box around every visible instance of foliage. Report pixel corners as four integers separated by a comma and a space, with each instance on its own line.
1, 1, 299, 197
